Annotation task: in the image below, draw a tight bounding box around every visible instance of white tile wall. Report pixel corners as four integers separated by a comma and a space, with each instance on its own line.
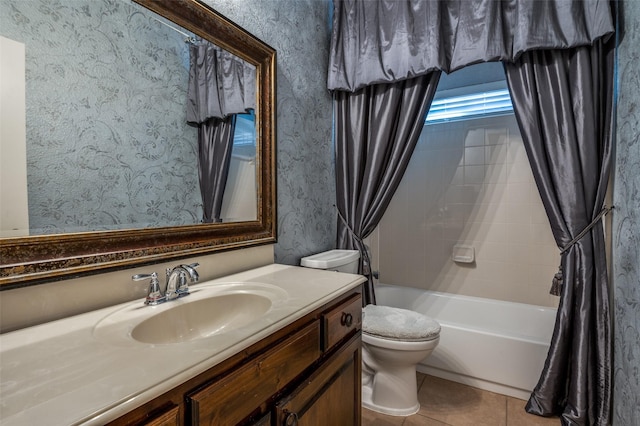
370, 115, 560, 307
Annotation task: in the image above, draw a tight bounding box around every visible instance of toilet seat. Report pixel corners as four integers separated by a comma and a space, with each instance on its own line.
363, 305, 440, 342
362, 331, 440, 351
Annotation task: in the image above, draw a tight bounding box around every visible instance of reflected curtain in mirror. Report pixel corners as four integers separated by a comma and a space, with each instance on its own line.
196, 117, 234, 223
187, 40, 256, 223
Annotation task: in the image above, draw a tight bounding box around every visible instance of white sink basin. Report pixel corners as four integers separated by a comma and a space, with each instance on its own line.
132, 292, 272, 344
94, 282, 288, 346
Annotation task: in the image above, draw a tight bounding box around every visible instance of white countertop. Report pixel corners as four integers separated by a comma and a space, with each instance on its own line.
0, 264, 365, 426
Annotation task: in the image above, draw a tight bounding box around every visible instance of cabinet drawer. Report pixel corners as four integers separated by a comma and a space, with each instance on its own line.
140, 404, 180, 426
322, 294, 362, 351
249, 413, 271, 426
109, 402, 180, 426
187, 321, 321, 426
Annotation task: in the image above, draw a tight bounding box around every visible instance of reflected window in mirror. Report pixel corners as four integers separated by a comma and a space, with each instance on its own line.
221, 112, 257, 222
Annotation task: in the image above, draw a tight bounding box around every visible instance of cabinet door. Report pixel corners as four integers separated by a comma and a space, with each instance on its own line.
187, 321, 321, 426
275, 334, 361, 426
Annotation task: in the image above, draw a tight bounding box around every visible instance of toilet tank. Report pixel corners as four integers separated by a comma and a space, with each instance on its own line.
300, 249, 360, 274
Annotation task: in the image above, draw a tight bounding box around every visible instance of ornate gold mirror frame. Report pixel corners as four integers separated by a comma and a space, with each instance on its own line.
0, 0, 276, 289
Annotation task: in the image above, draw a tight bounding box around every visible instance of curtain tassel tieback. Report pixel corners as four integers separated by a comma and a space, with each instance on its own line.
550, 205, 614, 296
335, 205, 371, 276
550, 266, 564, 296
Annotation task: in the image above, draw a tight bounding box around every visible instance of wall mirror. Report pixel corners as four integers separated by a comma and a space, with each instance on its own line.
0, 0, 276, 288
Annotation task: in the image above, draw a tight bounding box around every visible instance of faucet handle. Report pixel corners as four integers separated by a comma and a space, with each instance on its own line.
182, 263, 200, 279
132, 272, 165, 305
176, 263, 199, 296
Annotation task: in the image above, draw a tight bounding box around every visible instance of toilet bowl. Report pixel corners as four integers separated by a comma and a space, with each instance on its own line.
300, 249, 441, 416
361, 304, 440, 416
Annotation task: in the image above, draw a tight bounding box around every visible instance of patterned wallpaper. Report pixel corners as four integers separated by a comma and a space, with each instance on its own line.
0, 0, 202, 234
204, 0, 336, 265
612, 0, 640, 424
2, 0, 335, 258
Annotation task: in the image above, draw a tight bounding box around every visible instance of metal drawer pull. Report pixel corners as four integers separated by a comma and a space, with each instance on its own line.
284, 411, 298, 426
341, 312, 353, 327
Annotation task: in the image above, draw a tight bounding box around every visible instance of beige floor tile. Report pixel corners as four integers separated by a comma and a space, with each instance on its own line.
417, 372, 427, 388
416, 376, 507, 426
362, 408, 405, 426
362, 375, 561, 426
362, 408, 451, 426
506, 397, 560, 425
403, 414, 451, 425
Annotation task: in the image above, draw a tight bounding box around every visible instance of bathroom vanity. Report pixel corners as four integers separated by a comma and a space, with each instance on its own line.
0, 265, 365, 425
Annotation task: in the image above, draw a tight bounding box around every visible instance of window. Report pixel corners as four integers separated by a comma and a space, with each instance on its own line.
233, 111, 256, 146
426, 89, 513, 124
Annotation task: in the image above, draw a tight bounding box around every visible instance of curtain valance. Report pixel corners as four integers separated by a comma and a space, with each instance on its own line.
327, 0, 614, 92
187, 41, 256, 123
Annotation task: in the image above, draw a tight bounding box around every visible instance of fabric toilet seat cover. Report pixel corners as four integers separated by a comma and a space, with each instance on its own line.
363, 305, 440, 341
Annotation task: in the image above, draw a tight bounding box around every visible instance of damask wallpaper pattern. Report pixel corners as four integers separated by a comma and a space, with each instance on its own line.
0, 0, 202, 234
612, 1, 640, 423
204, 0, 336, 265
2, 0, 334, 258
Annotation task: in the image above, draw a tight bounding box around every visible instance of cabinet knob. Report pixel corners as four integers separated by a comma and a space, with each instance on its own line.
284, 411, 298, 426
341, 312, 353, 327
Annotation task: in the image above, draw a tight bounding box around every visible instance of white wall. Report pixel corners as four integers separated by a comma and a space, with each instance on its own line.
0, 36, 29, 237
221, 154, 257, 222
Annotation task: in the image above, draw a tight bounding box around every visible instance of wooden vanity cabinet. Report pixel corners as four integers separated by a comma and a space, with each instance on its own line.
187, 320, 322, 424
136, 404, 181, 426
108, 288, 362, 426
275, 335, 361, 426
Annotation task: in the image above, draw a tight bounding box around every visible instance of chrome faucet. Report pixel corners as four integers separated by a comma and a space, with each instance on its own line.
132, 263, 199, 305
165, 263, 199, 300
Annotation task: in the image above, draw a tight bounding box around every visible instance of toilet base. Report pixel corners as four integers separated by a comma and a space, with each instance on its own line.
361, 334, 439, 417
362, 383, 420, 416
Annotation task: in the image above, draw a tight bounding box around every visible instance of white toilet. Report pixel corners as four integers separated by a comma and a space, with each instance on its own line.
300, 249, 441, 416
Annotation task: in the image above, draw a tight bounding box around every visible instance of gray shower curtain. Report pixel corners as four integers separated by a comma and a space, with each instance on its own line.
329, 2, 615, 422
335, 72, 441, 305
187, 40, 254, 223
504, 36, 615, 426
328, 0, 614, 92
197, 117, 236, 223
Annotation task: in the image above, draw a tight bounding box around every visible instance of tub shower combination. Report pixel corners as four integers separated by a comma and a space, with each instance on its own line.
375, 283, 557, 400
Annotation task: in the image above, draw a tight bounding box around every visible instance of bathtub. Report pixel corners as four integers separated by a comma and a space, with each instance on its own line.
375, 284, 557, 400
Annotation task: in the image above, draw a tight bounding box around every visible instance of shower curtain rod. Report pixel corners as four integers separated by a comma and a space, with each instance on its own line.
152, 16, 197, 44
131, 1, 197, 44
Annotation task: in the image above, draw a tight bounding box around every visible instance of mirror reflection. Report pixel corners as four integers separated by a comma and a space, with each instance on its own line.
0, 0, 257, 238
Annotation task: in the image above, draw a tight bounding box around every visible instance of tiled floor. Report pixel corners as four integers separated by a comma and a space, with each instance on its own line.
362, 373, 560, 426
